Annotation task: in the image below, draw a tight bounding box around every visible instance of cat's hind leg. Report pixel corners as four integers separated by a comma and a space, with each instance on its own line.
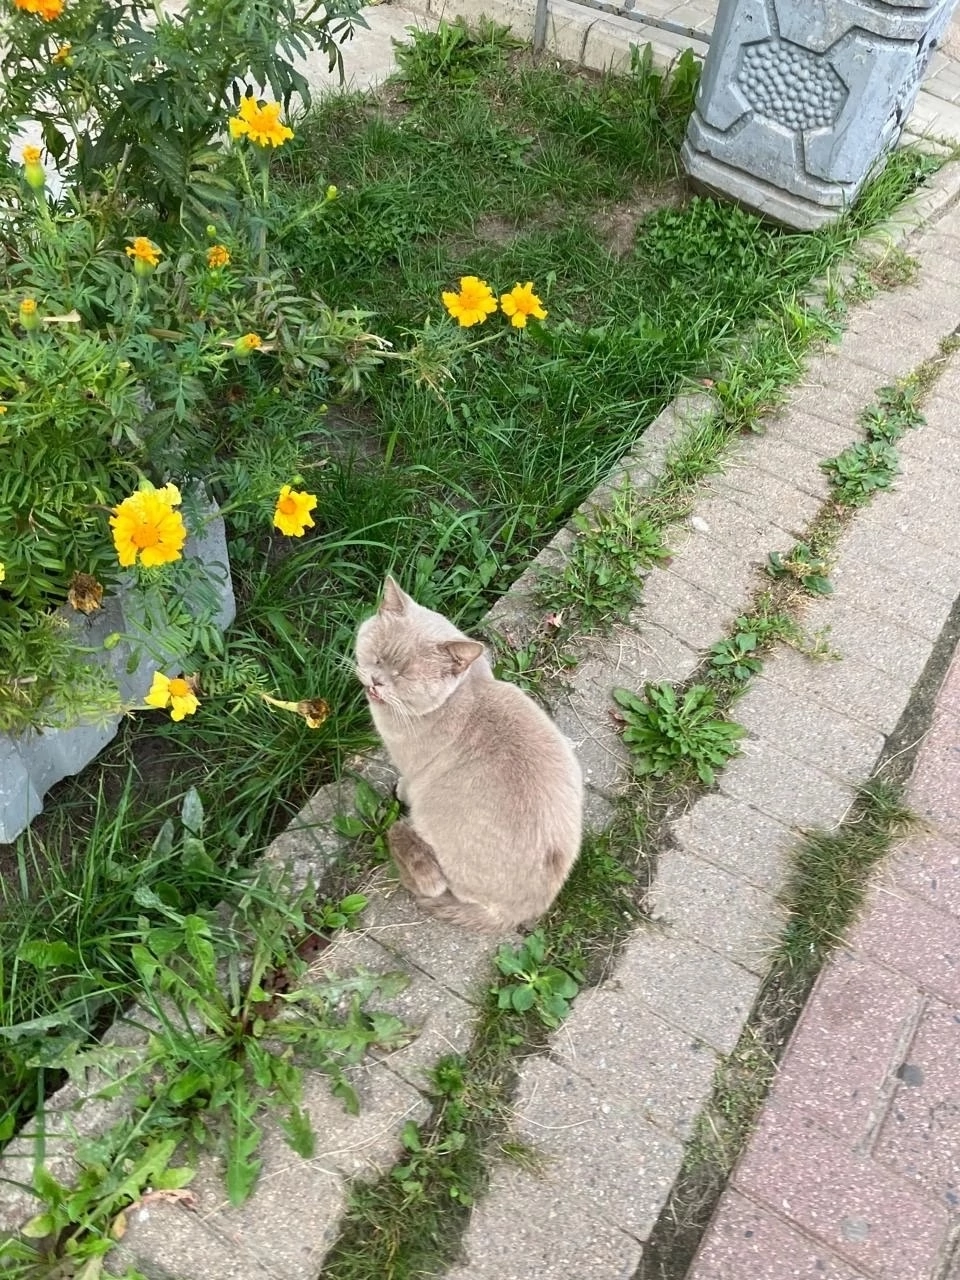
387, 820, 447, 899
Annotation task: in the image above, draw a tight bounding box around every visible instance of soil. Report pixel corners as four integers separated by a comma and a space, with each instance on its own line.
589, 177, 688, 257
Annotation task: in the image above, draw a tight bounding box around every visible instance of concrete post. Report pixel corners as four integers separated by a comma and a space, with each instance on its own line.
682, 0, 958, 230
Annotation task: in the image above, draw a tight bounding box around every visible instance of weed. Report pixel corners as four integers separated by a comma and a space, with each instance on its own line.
766, 543, 833, 595
867, 245, 919, 290
822, 439, 900, 505
540, 483, 668, 631
492, 930, 583, 1027
613, 683, 745, 785
333, 778, 402, 861
393, 18, 518, 100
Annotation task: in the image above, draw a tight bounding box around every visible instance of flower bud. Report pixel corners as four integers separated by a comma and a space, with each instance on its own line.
19, 298, 42, 332
22, 146, 45, 192
233, 332, 263, 357
325, 184, 338, 201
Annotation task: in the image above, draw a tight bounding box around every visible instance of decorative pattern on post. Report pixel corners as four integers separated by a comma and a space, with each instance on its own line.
682, 0, 958, 230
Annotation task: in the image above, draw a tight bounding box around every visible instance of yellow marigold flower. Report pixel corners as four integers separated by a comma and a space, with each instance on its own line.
19, 298, 41, 332
500, 282, 548, 329
145, 671, 200, 721
273, 485, 317, 537
233, 332, 263, 357
125, 236, 161, 276
0, 563, 5, 584
228, 96, 294, 148
13, 0, 64, 19
155, 482, 182, 507
22, 146, 45, 191
0, 405, 7, 414
206, 244, 230, 269
22, 146, 41, 164
51, 41, 71, 63
110, 489, 187, 568
442, 276, 498, 328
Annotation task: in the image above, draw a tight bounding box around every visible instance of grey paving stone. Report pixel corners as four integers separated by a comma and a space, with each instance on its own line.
611, 924, 761, 1054
830, 554, 953, 643
934, 348, 960, 403
670, 793, 796, 894
733, 677, 886, 784
772, 406, 867, 460
554, 985, 718, 1139
836, 516, 960, 604
447, 1160, 643, 1280
797, 596, 931, 690
711, 463, 823, 539
728, 430, 835, 498
342, 871, 498, 1002
783, 353, 884, 427
649, 848, 785, 975
855, 448, 960, 556
108, 1206, 279, 1280
682, 490, 795, 563
509, 1056, 685, 1241
310, 927, 481, 1089
831, 317, 936, 380
761, 646, 915, 738
583, 784, 617, 833
900, 405, 960, 481
721, 739, 855, 831
663, 523, 765, 614
552, 683, 634, 798
182, 1064, 427, 1280
568, 623, 701, 692
638, 567, 738, 653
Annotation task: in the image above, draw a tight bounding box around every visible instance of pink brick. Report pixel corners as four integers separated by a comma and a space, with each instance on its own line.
874, 1002, 960, 1213
690, 1189, 869, 1280
770, 950, 921, 1145
734, 1099, 949, 1279
907, 708, 960, 842
887, 831, 960, 920
847, 886, 960, 1006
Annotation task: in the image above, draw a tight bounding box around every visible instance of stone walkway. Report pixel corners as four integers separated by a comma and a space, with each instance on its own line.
689, 650, 960, 1280
3, 10, 960, 1280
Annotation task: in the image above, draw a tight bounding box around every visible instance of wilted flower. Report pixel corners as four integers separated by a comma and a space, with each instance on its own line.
110, 486, 186, 568
500, 282, 548, 329
67, 572, 104, 614
206, 244, 231, 269
125, 236, 161, 276
442, 276, 497, 328
261, 692, 330, 729
145, 671, 200, 721
51, 41, 71, 63
228, 96, 294, 148
273, 485, 317, 537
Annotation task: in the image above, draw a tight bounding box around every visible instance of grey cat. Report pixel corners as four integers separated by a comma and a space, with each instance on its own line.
355, 578, 583, 932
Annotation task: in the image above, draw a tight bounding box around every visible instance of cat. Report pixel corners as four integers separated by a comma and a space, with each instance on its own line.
355, 577, 583, 933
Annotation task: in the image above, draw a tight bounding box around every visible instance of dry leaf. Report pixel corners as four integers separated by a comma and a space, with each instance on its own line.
67, 572, 104, 614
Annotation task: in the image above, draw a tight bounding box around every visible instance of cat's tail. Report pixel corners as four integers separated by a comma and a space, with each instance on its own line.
417, 892, 509, 934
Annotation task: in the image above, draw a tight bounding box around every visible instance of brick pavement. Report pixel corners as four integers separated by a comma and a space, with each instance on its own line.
688, 651, 960, 1280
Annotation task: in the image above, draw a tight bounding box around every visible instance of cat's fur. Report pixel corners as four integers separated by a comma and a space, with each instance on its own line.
355, 578, 583, 932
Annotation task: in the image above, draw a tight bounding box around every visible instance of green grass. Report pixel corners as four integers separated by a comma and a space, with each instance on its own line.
0, 26, 941, 1155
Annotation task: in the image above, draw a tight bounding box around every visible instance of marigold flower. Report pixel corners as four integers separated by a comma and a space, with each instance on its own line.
22, 146, 41, 164
228, 96, 294, 148
206, 244, 231, 269
145, 671, 200, 721
0, 563, 5, 584
13, 0, 64, 19
442, 276, 498, 328
67, 571, 104, 614
233, 332, 263, 357
261, 692, 330, 729
110, 488, 187, 568
125, 236, 161, 276
22, 146, 45, 191
0, 405, 7, 415
500, 282, 548, 329
51, 41, 71, 63
19, 298, 41, 332
273, 485, 317, 537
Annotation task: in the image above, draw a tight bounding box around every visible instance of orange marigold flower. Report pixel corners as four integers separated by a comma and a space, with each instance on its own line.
442, 276, 498, 328
22, 146, 41, 164
500, 282, 548, 329
273, 485, 317, 537
144, 671, 200, 721
125, 236, 161, 276
206, 244, 231, 269
233, 332, 263, 356
13, 0, 64, 19
228, 96, 294, 148
110, 487, 186, 568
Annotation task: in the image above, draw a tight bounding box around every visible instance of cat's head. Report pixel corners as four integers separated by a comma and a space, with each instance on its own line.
355, 577, 486, 717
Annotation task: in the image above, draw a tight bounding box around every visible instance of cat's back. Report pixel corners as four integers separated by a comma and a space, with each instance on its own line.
457, 670, 580, 788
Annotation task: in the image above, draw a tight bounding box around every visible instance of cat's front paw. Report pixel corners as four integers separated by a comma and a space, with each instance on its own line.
394, 776, 410, 806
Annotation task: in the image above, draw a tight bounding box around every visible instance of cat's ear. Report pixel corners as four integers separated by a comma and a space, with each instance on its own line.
379, 576, 409, 615
440, 640, 485, 674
